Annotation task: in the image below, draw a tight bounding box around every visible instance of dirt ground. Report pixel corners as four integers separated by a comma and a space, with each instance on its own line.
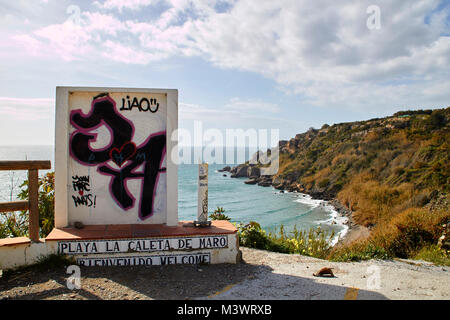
0, 258, 255, 300
0, 247, 448, 300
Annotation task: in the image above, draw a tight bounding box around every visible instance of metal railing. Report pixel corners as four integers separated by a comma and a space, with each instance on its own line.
0, 161, 51, 242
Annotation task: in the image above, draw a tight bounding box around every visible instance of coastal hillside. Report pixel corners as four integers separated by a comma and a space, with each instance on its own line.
275, 108, 449, 225
227, 107, 449, 262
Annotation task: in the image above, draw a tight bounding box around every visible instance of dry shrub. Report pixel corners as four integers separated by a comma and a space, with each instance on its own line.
330, 153, 356, 168
302, 167, 331, 186
330, 207, 449, 261
364, 130, 380, 143
370, 208, 449, 258
338, 174, 414, 227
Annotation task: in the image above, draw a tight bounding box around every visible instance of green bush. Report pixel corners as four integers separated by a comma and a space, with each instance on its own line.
237, 221, 271, 250
0, 210, 28, 238
209, 207, 231, 221
414, 244, 449, 266
329, 242, 390, 262
0, 172, 55, 238
270, 226, 335, 259
427, 110, 446, 129
237, 222, 335, 259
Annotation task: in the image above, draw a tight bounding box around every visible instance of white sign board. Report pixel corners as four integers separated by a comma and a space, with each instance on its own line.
77, 253, 211, 266
55, 87, 178, 227
58, 235, 228, 254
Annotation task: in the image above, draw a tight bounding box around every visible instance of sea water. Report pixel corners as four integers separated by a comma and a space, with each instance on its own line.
0, 146, 348, 244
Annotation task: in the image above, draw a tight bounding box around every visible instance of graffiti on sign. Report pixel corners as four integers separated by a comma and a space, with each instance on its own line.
69, 95, 166, 219
120, 95, 160, 113
71, 175, 97, 208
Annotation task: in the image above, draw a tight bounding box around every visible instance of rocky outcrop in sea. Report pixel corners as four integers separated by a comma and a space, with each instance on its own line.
222, 161, 337, 199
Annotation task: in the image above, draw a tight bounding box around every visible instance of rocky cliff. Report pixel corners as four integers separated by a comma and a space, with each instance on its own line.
223, 107, 449, 227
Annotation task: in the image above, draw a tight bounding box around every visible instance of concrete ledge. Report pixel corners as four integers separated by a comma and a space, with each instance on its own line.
0, 239, 58, 270
0, 237, 32, 247
46, 220, 237, 241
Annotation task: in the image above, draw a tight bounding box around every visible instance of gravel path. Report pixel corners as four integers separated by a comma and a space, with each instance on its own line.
0, 247, 448, 300
205, 248, 449, 300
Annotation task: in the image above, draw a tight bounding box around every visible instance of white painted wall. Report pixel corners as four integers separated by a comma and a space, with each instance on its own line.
0, 241, 58, 270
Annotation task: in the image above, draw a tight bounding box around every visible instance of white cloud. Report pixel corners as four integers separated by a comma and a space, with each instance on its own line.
0, 97, 55, 145
226, 98, 280, 113
179, 101, 304, 132
0, 97, 54, 121
94, 0, 161, 12
2, 0, 449, 112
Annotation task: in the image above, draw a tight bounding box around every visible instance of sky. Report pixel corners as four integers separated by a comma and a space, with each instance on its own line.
0, 0, 449, 146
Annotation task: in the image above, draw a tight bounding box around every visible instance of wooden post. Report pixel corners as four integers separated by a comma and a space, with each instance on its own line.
0, 161, 50, 242
0, 201, 29, 212
194, 162, 211, 227
28, 169, 40, 242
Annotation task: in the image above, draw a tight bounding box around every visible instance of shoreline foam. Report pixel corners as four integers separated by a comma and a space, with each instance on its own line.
294, 193, 349, 246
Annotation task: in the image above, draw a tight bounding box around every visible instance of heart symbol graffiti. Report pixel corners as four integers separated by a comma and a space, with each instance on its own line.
79, 190, 84, 196
109, 141, 137, 167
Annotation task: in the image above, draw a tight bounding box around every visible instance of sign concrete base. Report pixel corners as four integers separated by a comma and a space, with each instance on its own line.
45, 220, 239, 266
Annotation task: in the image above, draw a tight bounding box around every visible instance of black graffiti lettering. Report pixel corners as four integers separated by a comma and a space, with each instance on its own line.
72, 175, 90, 192
130, 97, 140, 111
120, 96, 159, 113
98, 134, 166, 218
71, 97, 133, 164
88, 153, 96, 163
72, 194, 95, 207
136, 152, 146, 162
140, 98, 150, 111
69, 95, 166, 220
